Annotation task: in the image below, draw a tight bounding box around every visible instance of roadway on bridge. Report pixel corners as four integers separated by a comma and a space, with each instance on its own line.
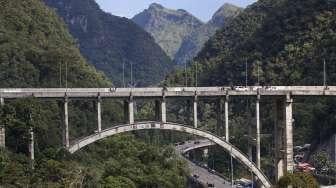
176, 140, 233, 188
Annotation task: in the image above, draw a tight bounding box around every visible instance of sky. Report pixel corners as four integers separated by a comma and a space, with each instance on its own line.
95, 0, 256, 22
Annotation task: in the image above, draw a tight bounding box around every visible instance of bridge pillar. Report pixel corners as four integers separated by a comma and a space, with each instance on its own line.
225, 95, 229, 142
274, 94, 294, 181
97, 96, 102, 133
256, 95, 261, 169
29, 127, 34, 168
284, 94, 294, 173
123, 97, 134, 124
129, 96, 134, 124
193, 95, 198, 128
161, 98, 167, 123
63, 97, 69, 148
203, 148, 209, 160
0, 97, 5, 148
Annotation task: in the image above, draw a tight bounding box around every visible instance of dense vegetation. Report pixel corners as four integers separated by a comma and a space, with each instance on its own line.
277, 172, 319, 188
0, 0, 187, 187
166, 0, 336, 183
44, 0, 174, 87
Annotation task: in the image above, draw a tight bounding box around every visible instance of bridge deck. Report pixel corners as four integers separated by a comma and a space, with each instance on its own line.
0, 86, 336, 99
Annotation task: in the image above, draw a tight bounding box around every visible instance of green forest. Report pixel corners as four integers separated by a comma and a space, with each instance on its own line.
0, 0, 187, 187
166, 0, 336, 184
1, 0, 336, 187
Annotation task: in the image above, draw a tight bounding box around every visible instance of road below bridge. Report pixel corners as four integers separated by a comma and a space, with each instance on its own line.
176, 140, 233, 188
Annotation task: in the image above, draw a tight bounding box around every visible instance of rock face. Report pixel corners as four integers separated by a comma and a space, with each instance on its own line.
44, 0, 174, 86
175, 3, 242, 65
132, 3, 204, 59
133, 3, 242, 65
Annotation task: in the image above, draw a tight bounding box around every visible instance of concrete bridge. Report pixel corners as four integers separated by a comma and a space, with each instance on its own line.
175, 139, 230, 187
1, 86, 335, 187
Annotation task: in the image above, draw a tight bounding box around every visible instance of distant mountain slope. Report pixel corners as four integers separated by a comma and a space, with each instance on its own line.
0, 0, 110, 88
166, 0, 336, 148
44, 0, 173, 86
174, 3, 242, 65
132, 3, 204, 59
133, 3, 242, 65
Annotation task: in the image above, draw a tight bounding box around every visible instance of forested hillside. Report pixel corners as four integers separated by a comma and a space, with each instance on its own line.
0, 0, 187, 187
44, 0, 174, 87
166, 0, 336, 180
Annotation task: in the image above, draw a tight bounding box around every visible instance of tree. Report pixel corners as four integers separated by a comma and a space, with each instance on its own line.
277, 172, 319, 188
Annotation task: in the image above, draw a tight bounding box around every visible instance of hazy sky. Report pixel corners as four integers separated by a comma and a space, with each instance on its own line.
95, 0, 256, 22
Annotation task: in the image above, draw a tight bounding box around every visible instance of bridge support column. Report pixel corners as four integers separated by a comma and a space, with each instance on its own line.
0, 97, 5, 148
29, 127, 34, 169
97, 96, 102, 133
225, 95, 229, 142
256, 95, 261, 169
203, 148, 209, 160
161, 98, 166, 123
63, 97, 69, 148
284, 94, 294, 173
274, 94, 294, 181
129, 97, 134, 124
193, 95, 198, 128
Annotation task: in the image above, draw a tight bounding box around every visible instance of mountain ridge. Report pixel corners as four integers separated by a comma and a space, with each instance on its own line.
132, 3, 204, 59
132, 2, 242, 65
174, 3, 242, 65
44, 0, 174, 87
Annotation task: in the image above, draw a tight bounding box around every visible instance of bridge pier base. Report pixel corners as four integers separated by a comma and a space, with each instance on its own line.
274, 94, 294, 181
0, 97, 5, 148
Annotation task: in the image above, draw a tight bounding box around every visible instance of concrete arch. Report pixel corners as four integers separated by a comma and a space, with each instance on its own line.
68, 122, 272, 188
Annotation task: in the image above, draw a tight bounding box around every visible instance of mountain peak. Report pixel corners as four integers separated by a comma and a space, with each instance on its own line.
210, 3, 242, 26
132, 3, 203, 58
213, 3, 242, 19
149, 3, 164, 10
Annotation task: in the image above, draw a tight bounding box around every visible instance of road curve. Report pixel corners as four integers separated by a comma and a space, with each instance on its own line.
176, 139, 233, 188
